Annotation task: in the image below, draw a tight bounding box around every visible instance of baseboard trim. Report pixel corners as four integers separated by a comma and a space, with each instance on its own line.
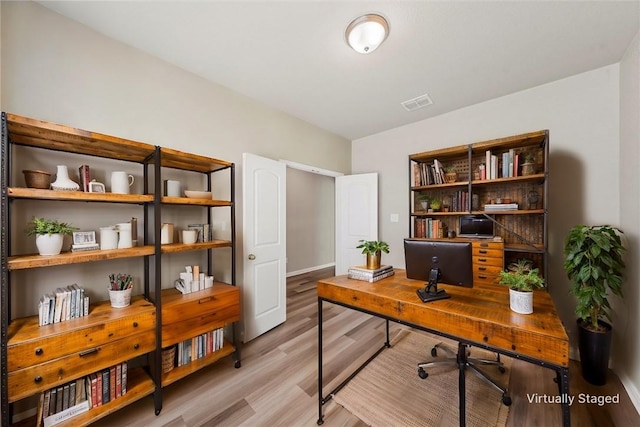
286, 263, 335, 278
616, 370, 640, 414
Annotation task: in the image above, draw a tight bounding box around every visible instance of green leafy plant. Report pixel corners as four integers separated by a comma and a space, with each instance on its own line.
26, 217, 77, 236
523, 154, 535, 164
498, 259, 545, 292
429, 198, 442, 210
417, 193, 429, 201
444, 166, 456, 173
563, 225, 625, 331
356, 240, 390, 255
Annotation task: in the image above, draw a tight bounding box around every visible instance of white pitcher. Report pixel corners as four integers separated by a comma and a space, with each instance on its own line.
110, 171, 134, 194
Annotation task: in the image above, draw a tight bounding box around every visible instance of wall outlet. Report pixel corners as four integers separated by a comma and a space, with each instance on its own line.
390, 213, 399, 223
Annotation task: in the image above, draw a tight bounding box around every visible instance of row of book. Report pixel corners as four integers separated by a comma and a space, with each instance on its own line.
36, 362, 127, 427
347, 265, 395, 283
412, 159, 447, 186
38, 284, 89, 326
483, 149, 522, 180
413, 218, 446, 239
174, 327, 225, 368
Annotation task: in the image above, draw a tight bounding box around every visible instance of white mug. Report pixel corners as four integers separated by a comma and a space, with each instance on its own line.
111, 171, 134, 194
165, 180, 181, 197
100, 227, 118, 250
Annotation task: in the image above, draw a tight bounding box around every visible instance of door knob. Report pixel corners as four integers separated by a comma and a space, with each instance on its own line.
248, 254, 256, 260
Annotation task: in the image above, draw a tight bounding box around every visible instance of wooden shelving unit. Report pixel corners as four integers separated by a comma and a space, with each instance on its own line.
408, 130, 549, 279
1, 113, 239, 426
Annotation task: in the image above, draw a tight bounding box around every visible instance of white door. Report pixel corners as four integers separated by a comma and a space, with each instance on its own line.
335, 173, 378, 275
242, 153, 287, 342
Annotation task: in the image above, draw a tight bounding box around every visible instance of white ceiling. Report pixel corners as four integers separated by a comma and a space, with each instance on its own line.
38, 1, 639, 141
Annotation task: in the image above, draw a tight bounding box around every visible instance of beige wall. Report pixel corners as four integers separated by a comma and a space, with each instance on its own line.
352, 61, 638, 406
286, 168, 335, 274
1, 1, 349, 313
618, 30, 640, 406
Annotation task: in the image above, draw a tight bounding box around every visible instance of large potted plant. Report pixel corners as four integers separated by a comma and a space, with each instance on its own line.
26, 217, 77, 256
563, 225, 625, 385
356, 240, 390, 270
498, 259, 545, 314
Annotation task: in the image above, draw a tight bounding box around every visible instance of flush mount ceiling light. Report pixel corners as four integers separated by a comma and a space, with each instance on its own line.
345, 13, 389, 54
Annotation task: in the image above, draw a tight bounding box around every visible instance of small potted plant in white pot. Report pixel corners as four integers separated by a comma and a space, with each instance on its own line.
26, 217, 77, 256
498, 259, 545, 314
356, 240, 390, 270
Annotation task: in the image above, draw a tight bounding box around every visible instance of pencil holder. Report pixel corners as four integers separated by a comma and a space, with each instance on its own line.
108, 287, 132, 308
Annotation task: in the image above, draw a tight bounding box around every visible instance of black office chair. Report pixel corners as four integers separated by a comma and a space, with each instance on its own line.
417, 340, 512, 406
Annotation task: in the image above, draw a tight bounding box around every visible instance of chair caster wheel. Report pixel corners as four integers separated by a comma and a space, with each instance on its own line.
502, 395, 512, 406
418, 367, 428, 379
499, 366, 506, 374
431, 348, 437, 357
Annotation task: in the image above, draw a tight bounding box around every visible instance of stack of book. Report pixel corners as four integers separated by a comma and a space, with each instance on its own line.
348, 265, 395, 283
484, 203, 519, 212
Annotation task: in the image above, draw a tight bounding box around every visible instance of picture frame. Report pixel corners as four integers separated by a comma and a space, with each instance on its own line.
73, 231, 97, 246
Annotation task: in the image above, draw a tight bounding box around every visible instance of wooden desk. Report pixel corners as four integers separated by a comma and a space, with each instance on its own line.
316, 270, 570, 426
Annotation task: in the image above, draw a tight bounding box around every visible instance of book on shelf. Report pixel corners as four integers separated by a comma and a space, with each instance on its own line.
484, 203, 519, 211
71, 243, 100, 252
78, 165, 91, 192
43, 400, 89, 427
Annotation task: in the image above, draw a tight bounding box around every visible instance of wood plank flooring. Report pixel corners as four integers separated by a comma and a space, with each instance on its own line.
92, 267, 639, 427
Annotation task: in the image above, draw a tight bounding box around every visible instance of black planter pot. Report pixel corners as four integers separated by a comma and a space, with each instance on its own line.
577, 318, 612, 386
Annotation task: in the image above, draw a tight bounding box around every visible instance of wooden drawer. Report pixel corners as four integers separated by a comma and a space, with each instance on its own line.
162, 283, 240, 326
472, 255, 503, 268
7, 299, 155, 372
474, 272, 500, 286
162, 304, 240, 348
472, 247, 503, 259
473, 264, 503, 276
7, 331, 154, 402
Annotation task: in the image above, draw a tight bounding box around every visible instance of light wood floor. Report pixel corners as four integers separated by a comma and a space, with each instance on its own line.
92, 267, 639, 427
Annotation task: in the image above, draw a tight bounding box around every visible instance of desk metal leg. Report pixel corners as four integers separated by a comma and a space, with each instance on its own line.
457, 343, 466, 427
559, 367, 570, 427
317, 298, 324, 425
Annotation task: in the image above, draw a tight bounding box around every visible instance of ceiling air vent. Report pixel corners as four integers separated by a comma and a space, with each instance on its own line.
401, 93, 433, 112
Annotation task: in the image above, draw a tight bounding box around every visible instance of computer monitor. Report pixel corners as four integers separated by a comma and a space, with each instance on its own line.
458, 214, 494, 238
404, 238, 473, 303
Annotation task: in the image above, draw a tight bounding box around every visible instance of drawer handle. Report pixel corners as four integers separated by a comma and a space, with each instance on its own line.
79, 348, 100, 357
198, 297, 214, 304
480, 243, 489, 247
35, 348, 43, 356
133, 322, 139, 328
478, 275, 487, 279
479, 250, 487, 254
478, 258, 486, 262
479, 267, 486, 271
134, 344, 139, 350
34, 375, 42, 384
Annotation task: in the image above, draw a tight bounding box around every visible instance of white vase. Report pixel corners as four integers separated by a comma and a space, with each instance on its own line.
51, 165, 80, 191
36, 233, 64, 256
509, 288, 533, 314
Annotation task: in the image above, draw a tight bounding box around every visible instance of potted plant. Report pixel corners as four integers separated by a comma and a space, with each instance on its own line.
498, 259, 545, 314
356, 240, 390, 270
26, 217, 77, 256
429, 197, 442, 212
520, 154, 536, 176
563, 225, 625, 385
443, 166, 457, 183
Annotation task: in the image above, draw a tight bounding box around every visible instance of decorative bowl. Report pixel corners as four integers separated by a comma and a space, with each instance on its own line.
23, 170, 51, 189
184, 190, 212, 199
